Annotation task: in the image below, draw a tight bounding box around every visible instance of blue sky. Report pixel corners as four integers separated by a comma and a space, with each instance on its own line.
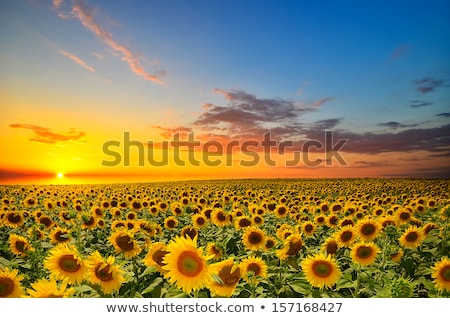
1, 0, 449, 183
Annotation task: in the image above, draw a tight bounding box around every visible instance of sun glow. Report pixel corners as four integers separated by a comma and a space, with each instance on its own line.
57, 172, 64, 179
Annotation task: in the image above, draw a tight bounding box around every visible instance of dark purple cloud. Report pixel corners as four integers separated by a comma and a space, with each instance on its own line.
413, 77, 445, 94
410, 100, 433, 108
377, 121, 418, 129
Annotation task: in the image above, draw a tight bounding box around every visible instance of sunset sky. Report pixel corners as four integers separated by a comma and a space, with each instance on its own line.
1, 0, 449, 184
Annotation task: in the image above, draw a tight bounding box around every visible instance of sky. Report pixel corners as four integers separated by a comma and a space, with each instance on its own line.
1, 0, 449, 185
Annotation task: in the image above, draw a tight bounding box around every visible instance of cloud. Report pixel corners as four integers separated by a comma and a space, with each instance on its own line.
92, 51, 104, 60
436, 112, 450, 118
307, 124, 450, 154
413, 77, 445, 94
410, 100, 433, 108
391, 44, 410, 60
377, 121, 418, 129
9, 123, 85, 144
193, 88, 334, 138
353, 160, 394, 168
52, 0, 63, 10
59, 50, 95, 72
54, 0, 164, 84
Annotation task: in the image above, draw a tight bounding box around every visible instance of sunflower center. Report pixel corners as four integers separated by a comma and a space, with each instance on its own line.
341, 231, 353, 242
58, 255, 81, 273
305, 224, 313, 232
40, 217, 52, 227
247, 263, 261, 276
326, 241, 338, 254
440, 265, 450, 282
55, 231, 69, 242
218, 265, 241, 286
15, 240, 26, 252
116, 234, 134, 251
356, 246, 373, 259
0, 277, 14, 297
249, 232, 263, 244
196, 217, 205, 225
95, 264, 114, 281
8, 214, 22, 224
84, 217, 95, 226
167, 220, 176, 228
287, 238, 303, 255
399, 212, 410, 220
405, 231, 418, 242
177, 251, 204, 277
312, 261, 332, 277
217, 212, 227, 221
361, 224, 376, 236
239, 218, 252, 227
152, 249, 169, 266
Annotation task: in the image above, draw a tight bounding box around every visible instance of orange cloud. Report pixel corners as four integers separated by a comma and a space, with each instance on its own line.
9, 123, 86, 144
59, 50, 95, 72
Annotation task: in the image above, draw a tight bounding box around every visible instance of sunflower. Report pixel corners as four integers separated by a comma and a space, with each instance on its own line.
181, 226, 198, 240
8, 233, 34, 257
162, 235, 211, 294
399, 226, 425, 249
276, 233, 303, 260
301, 253, 341, 289
264, 236, 278, 250
191, 214, 208, 229
355, 218, 381, 241
86, 251, 125, 294
81, 213, 97, 230
396, 208, 412, 224
240, 255, 267, 283
390, 250, 404, 262
109, 229, 142, 258
38, 214, 54, 229
110, 208, 122, 219
207, 258, 241, 297
431, 257, 450, 292
315, 214, 327, 226
206, 242, 223, 260
423, 222, 439, 235
211, 209, 231, 226
252, 214, 264, 226
144, 242, 169, 273
126, 211, 138, 221
274, 205, 289, 218
23, 196, 38, 207
322, 237, 339, 255
242, 227, 267, 251
234, 216, 253, 230
334, 226, 356, 248
350, 242, 380, 266
27, 276, 75, 298
44, 244, 87, 284
327, 213, 339, 228
302, 221, 316, 237
0, 268, 24, 298
4, 211, 24, 228
164, 216, 179, 230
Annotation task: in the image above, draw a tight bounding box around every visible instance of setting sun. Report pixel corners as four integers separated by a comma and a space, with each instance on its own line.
57, 172, 64, 179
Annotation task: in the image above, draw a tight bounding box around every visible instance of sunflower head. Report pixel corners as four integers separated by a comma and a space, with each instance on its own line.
27, 276, 75, 298
301, 253, 341, 289
87, 251, 125, 294
242, 227, 267, 251
208, 258, 241, 297
8, 233, 34, 257
43, 244, 87, 285
350, 242, 380, 266
109, 229, 142, 258
240, 255, 267, 283
399, 225, 425, 249
0, 268, 24, 298
144, 242, 169, 273
431, 257, 450, 292
162, 236, 211, 295
276, 233, 303, 260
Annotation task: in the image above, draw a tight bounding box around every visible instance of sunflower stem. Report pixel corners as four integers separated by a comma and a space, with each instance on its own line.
354, 264, 361, 297
131, 257, 140, 297
440, 216, 449, 255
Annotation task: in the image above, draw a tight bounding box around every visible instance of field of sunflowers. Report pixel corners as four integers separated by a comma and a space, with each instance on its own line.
1, 178, 449, 298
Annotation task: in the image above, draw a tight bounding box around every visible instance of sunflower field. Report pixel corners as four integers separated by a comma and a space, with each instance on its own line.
0, 178, 449, 298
